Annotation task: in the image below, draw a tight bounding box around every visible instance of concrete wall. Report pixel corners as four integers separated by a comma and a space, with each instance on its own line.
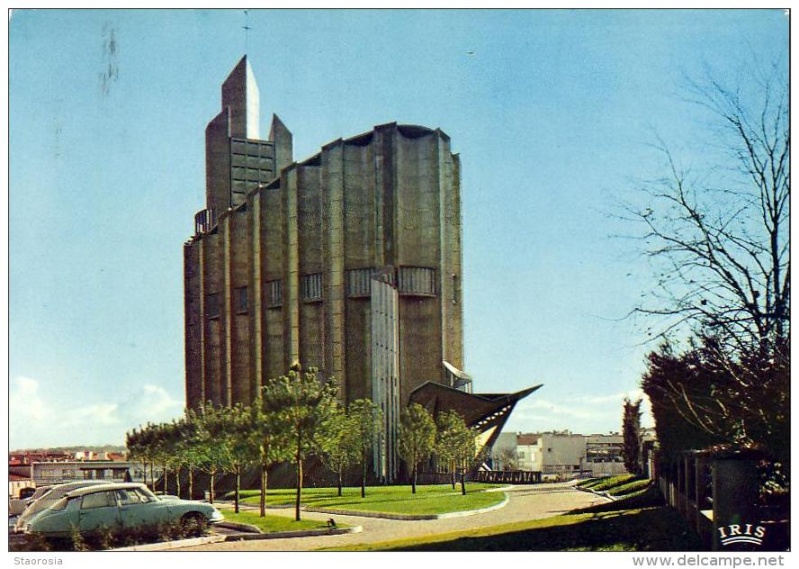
539, 433, 586, 473
186, 118, 463, 412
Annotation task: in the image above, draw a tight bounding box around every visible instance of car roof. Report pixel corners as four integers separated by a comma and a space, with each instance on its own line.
64, 482, 150, 498
37, 480, 109, 497
50, 480, 110, 490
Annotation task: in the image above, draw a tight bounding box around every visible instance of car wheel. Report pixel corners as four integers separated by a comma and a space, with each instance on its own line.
180, 512, 207, 537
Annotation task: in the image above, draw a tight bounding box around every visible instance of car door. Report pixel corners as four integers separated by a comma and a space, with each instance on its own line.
78, 490, 121, 533
116, 488, 167, 530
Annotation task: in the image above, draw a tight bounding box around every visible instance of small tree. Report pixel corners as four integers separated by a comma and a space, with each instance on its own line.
493, 447, 519, 471
213, 403, 253, 513
126, 424, 156, 488
175, 410, 205, 500
160, 420, 184, 497
262, 365, 338, 521
151, 422, 174, 495
435, 410, 465, 489
187, 402, 233, 504
621, 397, 643, 476
348, 399, 383, 498
452, 421, 477, 496
248, 393, 292, 516
320, 402, 357, 497
398, 403, 436, 494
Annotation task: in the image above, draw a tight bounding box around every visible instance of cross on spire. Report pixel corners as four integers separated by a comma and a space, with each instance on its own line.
242, 10, 251, 55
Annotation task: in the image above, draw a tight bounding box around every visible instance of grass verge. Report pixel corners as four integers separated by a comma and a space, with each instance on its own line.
221, 510, 333, 533
233, 483, 506, 516
577, 474, 652, 497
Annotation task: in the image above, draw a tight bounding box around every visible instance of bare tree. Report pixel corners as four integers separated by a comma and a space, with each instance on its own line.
492, 447, 519, 471
628, 57, 789, 465
629, 58, 788, 358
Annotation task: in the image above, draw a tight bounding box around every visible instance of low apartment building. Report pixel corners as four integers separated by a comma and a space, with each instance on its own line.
491, 430, 630, 479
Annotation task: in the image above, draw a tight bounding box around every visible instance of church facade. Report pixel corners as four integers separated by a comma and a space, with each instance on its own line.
184, 57, 535, 481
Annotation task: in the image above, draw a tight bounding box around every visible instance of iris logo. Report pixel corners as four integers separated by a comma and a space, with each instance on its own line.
717, 523, 766, 546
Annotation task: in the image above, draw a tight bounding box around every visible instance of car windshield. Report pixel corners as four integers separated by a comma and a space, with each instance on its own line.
29, 487, 52, 500
48, 497, 69, 512
136, 486, 159, 501
25, 498, 56, 515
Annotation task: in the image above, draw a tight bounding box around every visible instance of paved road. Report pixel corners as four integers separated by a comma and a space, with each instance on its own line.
174, 482, 609, 552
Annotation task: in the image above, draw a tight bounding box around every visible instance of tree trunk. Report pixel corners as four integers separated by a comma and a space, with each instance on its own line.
337, 470, 343, 497
188, 468, 194, 500
234, 469, 241, 514
412, 464, 417, 494
259, 463, 268, 517
451, 464, 456, 489
209, 471, 215, 504
175, 466, 181, 498
163, 464, 169, 494
361, 453, 367, 498
460, 470, 467, 495
295, 455, 303, 521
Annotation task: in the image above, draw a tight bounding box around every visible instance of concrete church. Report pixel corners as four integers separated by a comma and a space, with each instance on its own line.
183, 56, 537, 481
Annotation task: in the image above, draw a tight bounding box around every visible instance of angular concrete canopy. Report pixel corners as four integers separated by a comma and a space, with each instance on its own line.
409, 381, 542, 465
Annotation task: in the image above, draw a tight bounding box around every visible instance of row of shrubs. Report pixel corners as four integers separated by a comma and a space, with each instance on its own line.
13, 517, 210, 552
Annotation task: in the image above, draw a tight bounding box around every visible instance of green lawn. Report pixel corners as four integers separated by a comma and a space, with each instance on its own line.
220, 510, 332, 533
321, 481, 705, 552
576, 474, 652, 497
232, 483, 506, 516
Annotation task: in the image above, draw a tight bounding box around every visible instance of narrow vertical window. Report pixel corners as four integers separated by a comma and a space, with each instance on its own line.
302, 273, 323, 302
234, 286, 248, 314
266, 280, 282, 308
206, 292, 221, 319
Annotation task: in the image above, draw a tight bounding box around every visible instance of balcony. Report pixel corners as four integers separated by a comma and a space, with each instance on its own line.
194, 208, 217, 235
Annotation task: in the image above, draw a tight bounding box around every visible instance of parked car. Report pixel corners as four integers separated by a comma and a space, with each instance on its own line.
14, 480, 111, 533
9, 485, 53, 516
21, 482, 224, 540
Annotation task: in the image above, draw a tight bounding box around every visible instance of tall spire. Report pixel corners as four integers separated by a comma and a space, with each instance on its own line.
221, 55, 260, 139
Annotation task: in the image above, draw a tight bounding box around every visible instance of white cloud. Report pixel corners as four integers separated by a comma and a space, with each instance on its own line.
9, 376, 184, 449
72, 403, 121, 425
503, 389, 653, 435
9, 376, 49, 422
125, 384, 184, 425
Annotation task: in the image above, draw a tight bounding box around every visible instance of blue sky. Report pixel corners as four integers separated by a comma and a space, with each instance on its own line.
7, 7, 789, 449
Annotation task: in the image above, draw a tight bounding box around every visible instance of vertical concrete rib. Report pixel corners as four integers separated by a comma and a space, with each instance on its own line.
373, 133, 384, 267
433, 132, 446, 381
198, 239, 207, 403
184, 241, 206, 408
433, 132, 463, 372
284, 168, 300, 367
323, 141, 346, 401
451, 152, 464, 368
251, 193, 263, 399
222, 216, 233, 406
